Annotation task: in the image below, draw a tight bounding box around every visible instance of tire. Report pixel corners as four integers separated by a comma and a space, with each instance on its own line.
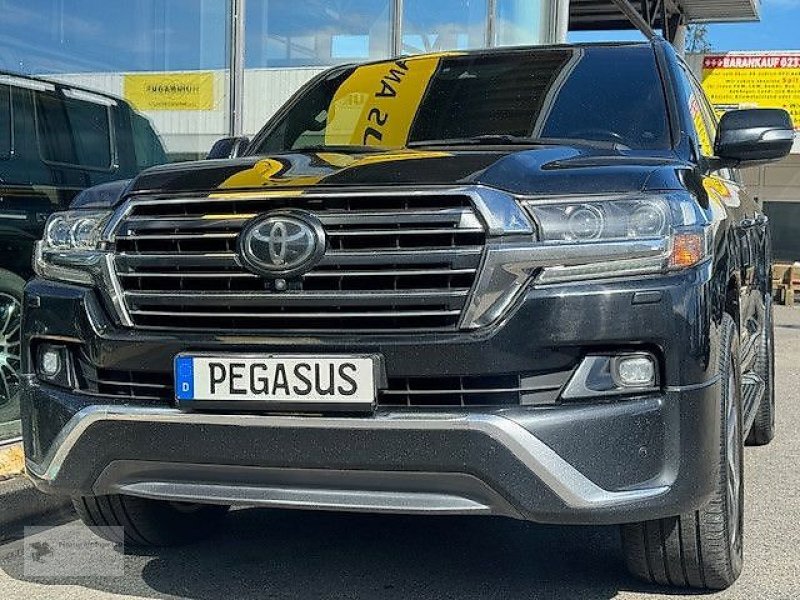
72, 494, 229, 547
0, 270, 24, 424
621, 313, 744, 590
746, 295, 775, 446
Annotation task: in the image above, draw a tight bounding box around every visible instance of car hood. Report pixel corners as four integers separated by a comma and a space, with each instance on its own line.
77, 145, 690, 209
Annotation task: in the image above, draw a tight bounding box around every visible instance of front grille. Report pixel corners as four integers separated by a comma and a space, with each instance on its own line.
111, 191, 486, 332
75, 368, 567, 408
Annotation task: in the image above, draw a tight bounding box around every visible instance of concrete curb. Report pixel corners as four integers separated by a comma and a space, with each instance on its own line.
0, 442, 24, 479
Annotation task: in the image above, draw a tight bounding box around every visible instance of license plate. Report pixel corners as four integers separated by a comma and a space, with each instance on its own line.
174, 354, 379, 411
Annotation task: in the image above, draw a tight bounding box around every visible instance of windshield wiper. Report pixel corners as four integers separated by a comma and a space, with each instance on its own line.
407, 135, 550, 147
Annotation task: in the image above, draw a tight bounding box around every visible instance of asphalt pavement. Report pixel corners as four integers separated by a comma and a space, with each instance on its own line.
0, 308, 798, 600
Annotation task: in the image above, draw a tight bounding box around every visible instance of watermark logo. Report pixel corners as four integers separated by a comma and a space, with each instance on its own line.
23, 525, 124, 578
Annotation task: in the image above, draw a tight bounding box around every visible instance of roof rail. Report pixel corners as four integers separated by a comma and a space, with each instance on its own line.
0, 68, 122, 104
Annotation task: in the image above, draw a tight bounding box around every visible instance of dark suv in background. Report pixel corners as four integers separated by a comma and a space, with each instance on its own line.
0, 72, 166, 436
21, 41, 793, 590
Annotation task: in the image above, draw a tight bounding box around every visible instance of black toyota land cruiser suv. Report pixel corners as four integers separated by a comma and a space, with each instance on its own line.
20, 40, 793, 590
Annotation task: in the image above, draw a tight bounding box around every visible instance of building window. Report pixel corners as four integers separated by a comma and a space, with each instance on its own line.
246, 0, 393, 68
0, 0, 229, 74
402, 0, 488, 54
495, 0, 550, 46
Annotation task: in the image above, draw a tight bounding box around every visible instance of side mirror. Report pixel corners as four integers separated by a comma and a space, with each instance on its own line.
207, 136, 250, 160
715, 109, 794, 166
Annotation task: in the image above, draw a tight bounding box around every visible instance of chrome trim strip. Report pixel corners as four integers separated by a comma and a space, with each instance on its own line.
116, 267, 479, 279
123, 207, 474, 222
116, 481, 498, 516
0, 212, 28, 221
663, 375, 721, 393
27, 406, 670, 510
128, 309, 463, 319
381, 385, 559, 396
0, 74, 55, 92
89, 379, 170, 390
0, 435, 22, 448
101, 253, 134, 327
124, 289, 470, 305
562, 354, 659, 400
95, 465, 519, 517
460, 238, 668, 329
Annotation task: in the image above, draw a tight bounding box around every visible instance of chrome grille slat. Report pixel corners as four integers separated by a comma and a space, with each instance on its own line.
116, 227, 482, 241
125, 289, 470, 308
381, 386, 558, 396
111, 190, 486, 331
318, 247, 483, 266
79, 390, 166, 402
116, 267, 478, 279
326, 227, 483, 237
92, 379, 171, 390
119, 208, 477, 230
116, 254, 239, 269
128, 309, 463, 319
117, 232, 239, 241
116, 247, 481, 266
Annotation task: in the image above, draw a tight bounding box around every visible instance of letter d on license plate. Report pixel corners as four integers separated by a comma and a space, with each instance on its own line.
174, 354, 378, 411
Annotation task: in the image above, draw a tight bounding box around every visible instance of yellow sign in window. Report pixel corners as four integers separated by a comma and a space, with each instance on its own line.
124, 72, 215, 111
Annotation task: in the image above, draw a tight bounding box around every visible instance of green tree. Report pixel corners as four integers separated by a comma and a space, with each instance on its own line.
686, 24, 712, 54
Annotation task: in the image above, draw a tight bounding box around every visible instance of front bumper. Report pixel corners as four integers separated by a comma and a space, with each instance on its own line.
23, 378, 720, 525
21, 266, 722, 525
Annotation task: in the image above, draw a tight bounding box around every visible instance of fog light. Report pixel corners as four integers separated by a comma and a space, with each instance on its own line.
40, 348, 62, 377
36, 344, 73, 388
614, 355, 656, 387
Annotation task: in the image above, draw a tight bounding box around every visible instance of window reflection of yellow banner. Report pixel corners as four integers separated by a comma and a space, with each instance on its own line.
124, 72, 215, 111
702, 53, 800, 130
325, 56, 445, 146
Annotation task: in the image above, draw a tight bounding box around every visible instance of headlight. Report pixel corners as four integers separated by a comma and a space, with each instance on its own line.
460, 193, 711, 329
521, 195, 710, 285
526, 197, 670, 243
35, 210, 113, 285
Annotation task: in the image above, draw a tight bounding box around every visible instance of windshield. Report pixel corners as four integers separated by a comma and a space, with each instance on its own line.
253, 45, 671, 153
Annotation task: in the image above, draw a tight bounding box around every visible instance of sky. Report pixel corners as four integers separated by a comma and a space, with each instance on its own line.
707, 0, 800, 51
569, 0, 800, 52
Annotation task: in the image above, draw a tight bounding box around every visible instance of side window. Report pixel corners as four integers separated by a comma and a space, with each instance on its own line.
688, 89, 714, 156
0, 85, 10, 159
683, 66, 739, 181
131, 113, 167, 170
676, 63, 714, 157
689, 72, 719, 151
35, 91, 112, 169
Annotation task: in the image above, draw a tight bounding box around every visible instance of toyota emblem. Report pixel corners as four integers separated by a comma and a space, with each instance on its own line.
238, 210, 326, 278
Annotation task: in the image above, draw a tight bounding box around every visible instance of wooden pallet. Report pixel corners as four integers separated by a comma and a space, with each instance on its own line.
773, 262, 800, 306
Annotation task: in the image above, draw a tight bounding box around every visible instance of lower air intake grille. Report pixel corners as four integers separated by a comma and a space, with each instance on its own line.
75, 368, 568, 408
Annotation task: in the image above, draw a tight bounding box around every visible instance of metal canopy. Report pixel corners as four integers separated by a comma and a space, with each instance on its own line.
570, 0, 760, 37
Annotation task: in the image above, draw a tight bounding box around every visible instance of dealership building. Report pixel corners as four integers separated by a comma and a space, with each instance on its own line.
0, 0, 763, 159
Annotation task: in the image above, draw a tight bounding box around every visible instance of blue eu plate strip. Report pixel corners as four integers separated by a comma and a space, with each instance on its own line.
174, 356, 195, 400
